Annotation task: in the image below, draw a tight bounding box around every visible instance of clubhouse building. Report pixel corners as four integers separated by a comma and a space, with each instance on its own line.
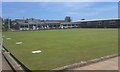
2, 17, 119, 31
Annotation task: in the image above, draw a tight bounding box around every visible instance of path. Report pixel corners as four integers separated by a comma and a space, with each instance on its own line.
72, 56, 118, 70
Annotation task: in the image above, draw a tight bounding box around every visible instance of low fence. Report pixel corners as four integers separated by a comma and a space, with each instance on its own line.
2, 46, 32, 72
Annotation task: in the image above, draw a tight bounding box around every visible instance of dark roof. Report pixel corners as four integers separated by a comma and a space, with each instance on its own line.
45, 20, 65, 23
74, 18, 119, 22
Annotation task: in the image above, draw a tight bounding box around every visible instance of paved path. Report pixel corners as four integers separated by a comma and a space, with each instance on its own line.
72, 56, 118, 70
0, 52, 12, 71
1, 50, 22, 71
2, 54, 12, 70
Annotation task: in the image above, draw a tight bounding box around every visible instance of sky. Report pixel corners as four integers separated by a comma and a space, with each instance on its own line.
2, 2, 118, 21
2, 0, 120, 2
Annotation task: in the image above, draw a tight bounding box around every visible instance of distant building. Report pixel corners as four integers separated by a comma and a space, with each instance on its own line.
2, 17, 119, 31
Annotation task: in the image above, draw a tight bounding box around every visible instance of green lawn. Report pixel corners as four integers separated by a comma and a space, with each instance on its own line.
3, 28, 118, 70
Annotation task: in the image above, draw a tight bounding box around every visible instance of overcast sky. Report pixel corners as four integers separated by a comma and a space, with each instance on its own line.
2, 2, 118, 21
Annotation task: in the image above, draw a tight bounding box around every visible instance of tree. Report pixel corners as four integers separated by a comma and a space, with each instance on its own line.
3, 19, 9, 31
65, 16, 72, 22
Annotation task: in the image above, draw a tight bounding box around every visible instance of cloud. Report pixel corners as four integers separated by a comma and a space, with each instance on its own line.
62, 2, 94, 8
98, 6, 118, 12
66, 12, 79, 15
64, 2, 97, 16
65, 11, 99, 17
60, 2, 95, 13
64, 2, 117, 19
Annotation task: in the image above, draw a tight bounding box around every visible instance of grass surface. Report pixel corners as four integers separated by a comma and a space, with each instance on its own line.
3, 28, 118, 70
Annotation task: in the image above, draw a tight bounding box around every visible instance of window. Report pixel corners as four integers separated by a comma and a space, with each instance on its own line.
98, 21, 102, 25
68, 24, 71, 26
25, 25, 28, 27
109, 21, 116, 25
63, 24, 67, 26
72, 24, 75, 26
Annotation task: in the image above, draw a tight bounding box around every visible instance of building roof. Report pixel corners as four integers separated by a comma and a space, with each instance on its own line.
15, 19, 65, 24
73, 18, 119, 22
45, 20, 65, 23
19, 21, 61, 25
